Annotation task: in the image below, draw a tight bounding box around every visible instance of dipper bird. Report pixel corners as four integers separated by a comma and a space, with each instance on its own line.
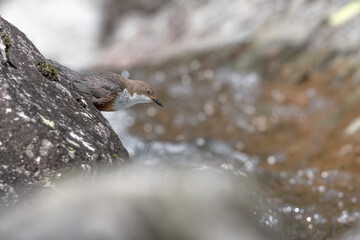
49, 60, 163, 111
73, 71, 163, 111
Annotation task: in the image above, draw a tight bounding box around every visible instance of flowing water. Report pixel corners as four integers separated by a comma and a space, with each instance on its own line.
103, 53, 360, 239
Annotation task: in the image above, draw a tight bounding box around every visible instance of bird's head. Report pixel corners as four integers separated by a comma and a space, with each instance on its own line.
133, 80, 163, 107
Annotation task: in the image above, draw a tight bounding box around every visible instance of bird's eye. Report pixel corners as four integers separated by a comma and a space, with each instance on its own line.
146, 89, 151, 94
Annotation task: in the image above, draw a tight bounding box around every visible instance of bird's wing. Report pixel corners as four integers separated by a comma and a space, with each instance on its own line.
73, 73, 124, 109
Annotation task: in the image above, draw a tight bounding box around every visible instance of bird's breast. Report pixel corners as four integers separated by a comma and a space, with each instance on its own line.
113, 89, 152, 111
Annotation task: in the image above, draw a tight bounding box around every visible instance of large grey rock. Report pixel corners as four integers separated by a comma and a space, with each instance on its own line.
0, 16, 130, 206
95, 0, 360, 69
101, 0, 170, 43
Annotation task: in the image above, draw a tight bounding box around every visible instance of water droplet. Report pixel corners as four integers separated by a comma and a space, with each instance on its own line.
154, 125, 165, 135
267, 155, 276, 165
271, 89, 285, 103
204, 69, 214, 79
143, 123, 152, 133
243, 105, 255, 115
317, 185, 326, 193
190, 60, 201, 70
181, 75, 192, 86
196, 138, 205, 146
282, 205, 292, 213
147, 107, 157, 117
203, 102, 215, 116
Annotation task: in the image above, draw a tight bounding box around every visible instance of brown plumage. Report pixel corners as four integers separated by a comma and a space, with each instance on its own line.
74, 72, 162, 111
49, 60, 162, 111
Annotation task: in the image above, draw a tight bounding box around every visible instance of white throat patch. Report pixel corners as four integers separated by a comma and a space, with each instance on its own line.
113, 89, 152, 110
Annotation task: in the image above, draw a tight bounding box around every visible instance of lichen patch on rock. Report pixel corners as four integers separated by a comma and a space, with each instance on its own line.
35, 61, 60, 81
0, 31, 12, 50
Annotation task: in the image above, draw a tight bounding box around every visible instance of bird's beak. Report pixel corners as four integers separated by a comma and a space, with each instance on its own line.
152, 98, 163, 107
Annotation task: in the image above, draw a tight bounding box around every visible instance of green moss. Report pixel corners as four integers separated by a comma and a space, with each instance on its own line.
0, 31, 12, 50
0, 31, 15, 67
36, 61, 60, 81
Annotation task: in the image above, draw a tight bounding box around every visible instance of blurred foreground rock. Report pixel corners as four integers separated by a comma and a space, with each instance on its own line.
0, 166, 274, 240
0, 16, 129, 206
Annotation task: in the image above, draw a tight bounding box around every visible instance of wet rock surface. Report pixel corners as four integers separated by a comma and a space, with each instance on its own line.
0, 16, 129, 206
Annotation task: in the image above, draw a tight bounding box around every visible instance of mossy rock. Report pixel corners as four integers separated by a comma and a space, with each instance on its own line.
0, 31, 12, 50
36, 61, 60, 81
